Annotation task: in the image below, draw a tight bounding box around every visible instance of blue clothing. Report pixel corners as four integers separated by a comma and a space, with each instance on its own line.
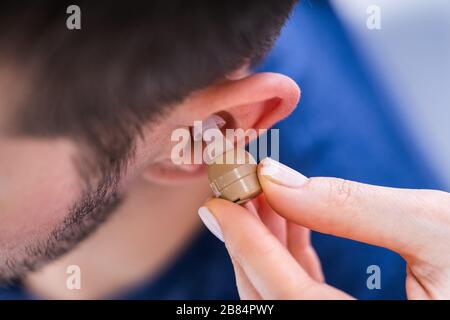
0, 1, 442, 300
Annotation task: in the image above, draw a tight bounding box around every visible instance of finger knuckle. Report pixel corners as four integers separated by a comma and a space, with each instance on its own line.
257, 235, 282, 258
435, 190, 450, 206
274, 278, 316, 299
419, 190, 450, 225
326, 178, 360, 208
228, 231, 276, 265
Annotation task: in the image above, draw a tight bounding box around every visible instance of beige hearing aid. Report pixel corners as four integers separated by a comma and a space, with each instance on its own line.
207, 148, 262, 204
201, 115, 262, 205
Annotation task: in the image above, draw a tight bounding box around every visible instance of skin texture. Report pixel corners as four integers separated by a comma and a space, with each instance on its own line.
203, 162, 450, 300
0, 71, 300, 298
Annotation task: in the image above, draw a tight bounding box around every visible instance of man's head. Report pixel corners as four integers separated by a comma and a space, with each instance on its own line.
0, 0, 299, 283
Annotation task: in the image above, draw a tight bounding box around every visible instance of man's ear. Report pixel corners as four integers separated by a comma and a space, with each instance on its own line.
182, 72, 301, 133
141, 72, 300, 186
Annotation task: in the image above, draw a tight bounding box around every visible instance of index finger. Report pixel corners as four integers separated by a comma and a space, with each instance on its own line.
258, 158, 446, 260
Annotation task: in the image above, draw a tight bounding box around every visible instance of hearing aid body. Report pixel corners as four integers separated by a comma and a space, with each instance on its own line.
207, 148, 262, 205
198, 114, 262, 204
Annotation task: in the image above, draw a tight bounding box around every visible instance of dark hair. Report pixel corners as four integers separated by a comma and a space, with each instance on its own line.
5, 0, 296, 178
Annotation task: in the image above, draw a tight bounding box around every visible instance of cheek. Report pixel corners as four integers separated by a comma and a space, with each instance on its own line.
0, 172, 80, 242
0, 139, 82, 246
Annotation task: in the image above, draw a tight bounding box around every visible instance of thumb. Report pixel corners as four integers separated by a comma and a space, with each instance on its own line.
257, 158, 443, 260
199, 198, 351, 299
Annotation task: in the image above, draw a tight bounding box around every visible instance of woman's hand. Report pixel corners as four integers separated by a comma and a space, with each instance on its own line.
198, 158, 450, 299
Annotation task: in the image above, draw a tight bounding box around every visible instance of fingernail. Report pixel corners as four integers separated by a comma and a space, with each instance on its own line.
259, 158, 308, 188
198, 207, 224, 242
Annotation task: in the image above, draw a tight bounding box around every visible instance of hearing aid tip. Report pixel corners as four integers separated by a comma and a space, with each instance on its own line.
192, 114, 226, 141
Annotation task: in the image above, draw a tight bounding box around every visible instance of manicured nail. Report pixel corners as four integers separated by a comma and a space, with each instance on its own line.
259, 158, 308, 188
198, 207, 224, 242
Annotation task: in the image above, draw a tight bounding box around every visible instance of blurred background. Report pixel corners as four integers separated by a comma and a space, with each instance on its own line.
332, 0, 450, 189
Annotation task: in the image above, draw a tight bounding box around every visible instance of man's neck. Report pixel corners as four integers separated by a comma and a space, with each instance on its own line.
24, 177, 210, 299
